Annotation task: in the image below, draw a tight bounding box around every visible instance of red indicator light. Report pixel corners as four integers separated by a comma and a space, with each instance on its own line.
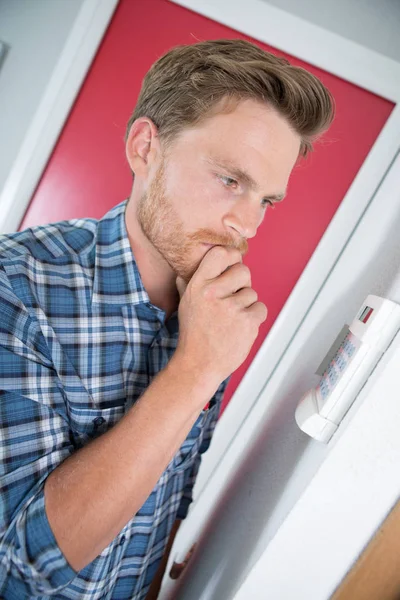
359, 306, 373, 324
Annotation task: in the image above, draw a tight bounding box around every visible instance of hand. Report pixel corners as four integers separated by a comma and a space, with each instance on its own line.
174, 246, 267, 387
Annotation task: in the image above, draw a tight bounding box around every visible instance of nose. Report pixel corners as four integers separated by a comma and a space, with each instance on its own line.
222, 197, 263, 240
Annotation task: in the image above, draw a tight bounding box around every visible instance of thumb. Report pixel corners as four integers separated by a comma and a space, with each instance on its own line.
176, 275, 188, 300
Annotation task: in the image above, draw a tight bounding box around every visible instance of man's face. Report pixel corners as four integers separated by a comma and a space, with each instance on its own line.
137, 98, 301, 282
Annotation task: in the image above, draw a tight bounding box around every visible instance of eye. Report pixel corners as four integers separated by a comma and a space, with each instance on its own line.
219, 174, 238, 189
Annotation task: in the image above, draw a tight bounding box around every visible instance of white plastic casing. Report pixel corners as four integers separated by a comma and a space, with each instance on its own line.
295, 388, 337, 443
295, 295, 400, 443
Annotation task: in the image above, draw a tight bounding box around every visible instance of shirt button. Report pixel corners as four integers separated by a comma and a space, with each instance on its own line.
119, 535, 126, 546
93, 416, 106, 427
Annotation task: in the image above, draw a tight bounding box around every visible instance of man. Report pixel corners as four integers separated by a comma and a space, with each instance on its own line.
0, 39, 334, 599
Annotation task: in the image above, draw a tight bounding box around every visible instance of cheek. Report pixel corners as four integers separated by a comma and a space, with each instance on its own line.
165, 161, 228, 227
177, 181, 222, 224
189, 185, 224, 230
190, 178, 230, 220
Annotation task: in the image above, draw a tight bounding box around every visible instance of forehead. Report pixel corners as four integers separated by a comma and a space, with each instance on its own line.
168, 98, 301, 189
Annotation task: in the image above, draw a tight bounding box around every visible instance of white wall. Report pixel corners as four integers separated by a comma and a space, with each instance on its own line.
0, 0, 85, 196
262, 0, 400, 62
233, 326, 400, 600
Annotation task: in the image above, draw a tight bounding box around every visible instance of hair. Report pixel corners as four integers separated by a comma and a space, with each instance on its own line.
126, 39, 335, 158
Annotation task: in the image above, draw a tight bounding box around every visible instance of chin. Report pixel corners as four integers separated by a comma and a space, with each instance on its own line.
178, 264, 199, 284
173, 258, 202, 284
167, 246, 206, 284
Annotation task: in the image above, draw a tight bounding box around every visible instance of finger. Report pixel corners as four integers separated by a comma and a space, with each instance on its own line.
176, 276, 188, 300
231, 287, 258, 307
247, 301, 268, 324
194, 245, 243, 282
212, 263, 252, 298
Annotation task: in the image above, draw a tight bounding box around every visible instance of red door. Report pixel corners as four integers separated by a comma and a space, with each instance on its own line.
20, 0, 394, 412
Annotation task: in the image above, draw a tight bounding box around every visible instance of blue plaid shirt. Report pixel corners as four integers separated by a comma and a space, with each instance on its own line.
0, 200, 227, 599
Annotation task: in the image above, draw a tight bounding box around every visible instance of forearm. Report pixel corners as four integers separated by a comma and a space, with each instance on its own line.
44, 357, 220, 572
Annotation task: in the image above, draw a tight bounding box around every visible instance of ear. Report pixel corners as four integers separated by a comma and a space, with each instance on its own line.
125, 117, 161, 179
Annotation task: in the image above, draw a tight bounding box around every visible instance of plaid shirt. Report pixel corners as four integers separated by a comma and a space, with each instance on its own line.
0, 200, 228, 599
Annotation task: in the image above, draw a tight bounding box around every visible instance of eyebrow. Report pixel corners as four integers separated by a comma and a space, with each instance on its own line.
205, 156, 286, 202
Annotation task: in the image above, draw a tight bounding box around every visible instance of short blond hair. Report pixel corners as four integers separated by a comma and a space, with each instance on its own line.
126, 39, 334, 157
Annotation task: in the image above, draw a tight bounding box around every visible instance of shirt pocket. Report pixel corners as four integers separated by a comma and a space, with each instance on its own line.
68, 402, 126, 449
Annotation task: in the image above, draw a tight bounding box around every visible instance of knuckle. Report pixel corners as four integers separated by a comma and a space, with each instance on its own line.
251, 301, 267, 321
213, 245, 229, 257
240, 264, 251, 279
223, 246, 242, 261
259, 302, 268, 321
231, 247, 243, 260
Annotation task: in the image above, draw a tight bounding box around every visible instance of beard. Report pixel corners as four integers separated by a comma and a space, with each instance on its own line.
137, 158, 248, 283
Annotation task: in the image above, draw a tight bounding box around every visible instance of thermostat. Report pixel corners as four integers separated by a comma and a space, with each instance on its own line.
295, 295, 400, 443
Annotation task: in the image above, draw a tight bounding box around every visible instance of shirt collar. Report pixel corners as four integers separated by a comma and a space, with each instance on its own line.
91, 200, 150, 306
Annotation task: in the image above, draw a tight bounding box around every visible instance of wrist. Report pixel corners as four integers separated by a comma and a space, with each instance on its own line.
166, 352, 222, 407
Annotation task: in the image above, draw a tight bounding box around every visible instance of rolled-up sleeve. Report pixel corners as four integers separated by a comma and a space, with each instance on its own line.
0, 270, 77, 596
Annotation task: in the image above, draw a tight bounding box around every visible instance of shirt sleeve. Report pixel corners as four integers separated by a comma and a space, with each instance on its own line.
0, 267, 77, 597
176, 378, 229, 520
